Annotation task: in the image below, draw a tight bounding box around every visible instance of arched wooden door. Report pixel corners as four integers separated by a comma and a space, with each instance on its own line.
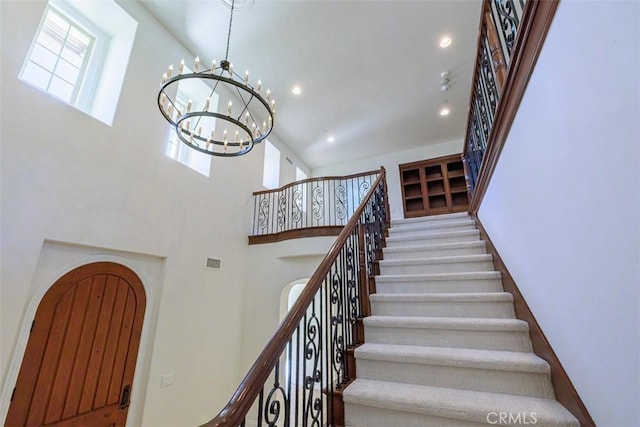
6, 262, 146, 427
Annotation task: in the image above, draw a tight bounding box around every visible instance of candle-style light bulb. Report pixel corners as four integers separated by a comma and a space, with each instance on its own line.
235, 130, 239, 142
186, 99, 193, 113
244, 111, 250, 126
257, 80, 262, 91
197, 126, 202, 137
244, 70, 249, 85
178, 59, 185, 75
210, 129, 215, 142
204, 97, 210, 112
167, 104, 173, 119
228, 63, 234, 78
167, 65, 173, 78
271, 99, 276, 113
159, 93, 166, 107
266, 89, 271, 101
161, 73, 167, 85
227, 100, 232, 116
268, 116, 272, 129
211, 60, 217, 73
262, 121, 267, 133
223, 129, 228, 142
194, 56, 200, 72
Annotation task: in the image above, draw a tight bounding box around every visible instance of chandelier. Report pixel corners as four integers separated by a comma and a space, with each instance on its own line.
157, 0, 274, 157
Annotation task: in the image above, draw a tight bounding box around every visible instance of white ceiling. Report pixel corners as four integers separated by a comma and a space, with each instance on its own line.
141, 0, 483, 169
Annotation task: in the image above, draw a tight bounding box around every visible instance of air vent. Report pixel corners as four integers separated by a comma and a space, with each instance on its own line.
206, 258, 221, 270
285, 157, 293, 164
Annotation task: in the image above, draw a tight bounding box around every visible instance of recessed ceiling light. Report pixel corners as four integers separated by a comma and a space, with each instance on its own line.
292, 86, 302, 95
327, 136, 335, 143
439, 36, 452, 48
440, 107, 450, 116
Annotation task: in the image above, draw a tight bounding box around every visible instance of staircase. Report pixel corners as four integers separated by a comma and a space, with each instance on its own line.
343, 212, 579, 427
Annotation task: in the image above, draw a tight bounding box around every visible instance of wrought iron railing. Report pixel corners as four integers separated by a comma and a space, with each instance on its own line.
250, 170, 379, 243
204, 168, 389, 426
463, 0, 526, 193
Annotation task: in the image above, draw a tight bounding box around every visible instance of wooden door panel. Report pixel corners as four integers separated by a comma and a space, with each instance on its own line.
62, 275, 107, 420
44, 403, 121, 427
6, 262, 145, 427
107, 288, 136, 406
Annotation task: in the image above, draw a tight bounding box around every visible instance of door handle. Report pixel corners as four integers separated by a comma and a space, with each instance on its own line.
119, 385, 131, 409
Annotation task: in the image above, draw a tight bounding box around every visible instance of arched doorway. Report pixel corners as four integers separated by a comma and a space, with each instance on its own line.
5, 262, 146, 427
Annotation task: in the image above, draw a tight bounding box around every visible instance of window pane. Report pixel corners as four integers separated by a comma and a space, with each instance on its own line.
54, 58, 80, 85
30, 43, 59, 71
48, 76, 74, 102
60, 45, 85, 68
22, 62, 51, 90
37, 28, 64, 56
263, 141, 280, 189
40, 10, 69, 52
66, 26, 92, 53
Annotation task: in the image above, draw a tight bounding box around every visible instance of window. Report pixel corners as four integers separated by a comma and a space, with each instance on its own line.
21, 6, 95, 104
296, 167, 308, 182
263, 141, 281, 189
19, 0, 137, 125
165, 69, 217, 177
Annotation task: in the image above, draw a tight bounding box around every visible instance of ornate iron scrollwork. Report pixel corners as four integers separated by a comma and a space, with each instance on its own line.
335, 184, 347, 221
277, 193, 287, 229
292, 187, 303, 224
311, 185, 324, 221
258, 197, 270, 230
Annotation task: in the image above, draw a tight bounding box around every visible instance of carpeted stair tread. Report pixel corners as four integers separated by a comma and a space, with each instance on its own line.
355, 343, 550, 374
370, 292, 513, 303
344, 379, 578, 426
364, 315, 528, 331
391, 212, 470, 226
386, 229, 480, 244
379, 254, 492, 266
375, 271, 502, 282
383, 240, 486, 254
389, 218, 475, 234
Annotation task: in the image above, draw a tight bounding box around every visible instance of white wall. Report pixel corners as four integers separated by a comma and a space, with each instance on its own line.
240, 237, 335, 373
313, 139, 464, 220
478, 2, 639, 426
0, 1, 315, 425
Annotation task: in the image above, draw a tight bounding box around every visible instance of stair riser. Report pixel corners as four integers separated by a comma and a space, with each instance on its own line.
345, 404, 485, 427
364, 326, 532, 352
386, 233, 480, 247
384, 245, 486, 259
375, 279, 503, 294
379, 260, 494, 275
389, 223, 476, 236
356, 359, 554, 398
370, 301, 515, 319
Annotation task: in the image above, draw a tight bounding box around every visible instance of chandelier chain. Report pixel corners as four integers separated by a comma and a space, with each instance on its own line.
224, 0, 235, 61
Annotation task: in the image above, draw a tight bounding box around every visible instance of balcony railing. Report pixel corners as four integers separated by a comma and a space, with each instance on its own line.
463, 0, 526, 194
249, 170, 380, 244
204, 168, 389, 426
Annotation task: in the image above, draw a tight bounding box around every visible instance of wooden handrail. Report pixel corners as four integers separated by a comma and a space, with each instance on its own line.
203, 167, 387, 427
252, 169, 380, 195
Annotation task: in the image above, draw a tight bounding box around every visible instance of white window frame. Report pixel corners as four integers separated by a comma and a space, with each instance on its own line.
20, 0, 110, 110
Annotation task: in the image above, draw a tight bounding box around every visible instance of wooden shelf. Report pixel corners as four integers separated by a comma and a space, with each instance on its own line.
399, 153, 470, 217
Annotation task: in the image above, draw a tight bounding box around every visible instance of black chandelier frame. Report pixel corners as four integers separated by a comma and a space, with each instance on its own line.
158, 60, 274, 157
